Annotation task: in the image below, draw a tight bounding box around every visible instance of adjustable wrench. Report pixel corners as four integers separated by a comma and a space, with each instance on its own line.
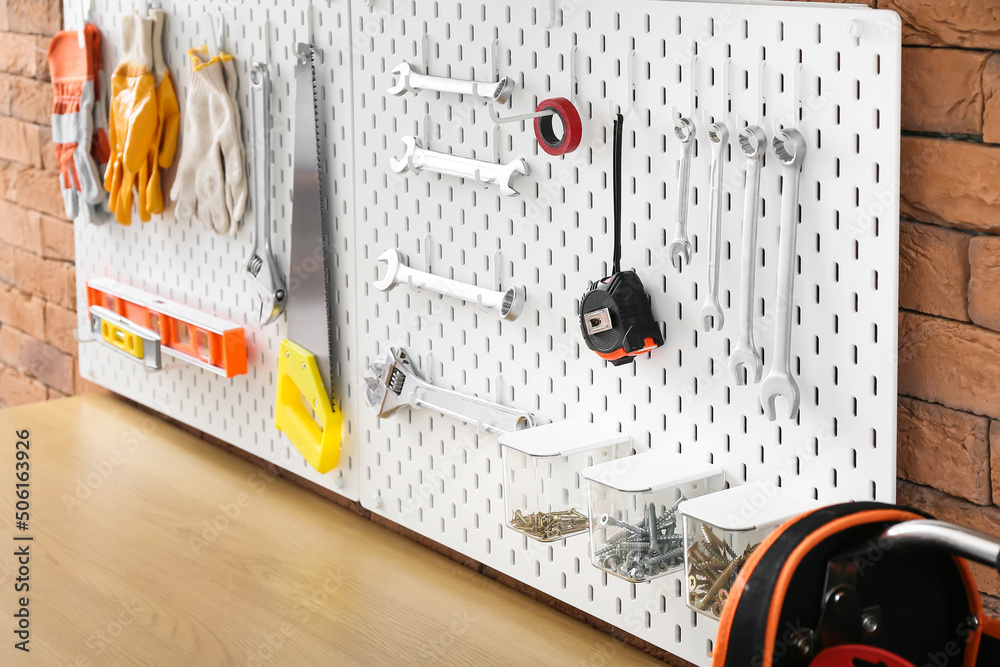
730, 126, 767, 385
667, 117, 696, 269
242, 62, 286, 326
372, 249, 525, 321
387, 62, 514, 104
701, 123, 729, 332
760, 129, 807, 421
390, 136, 528, 197
365, 347, 536, 435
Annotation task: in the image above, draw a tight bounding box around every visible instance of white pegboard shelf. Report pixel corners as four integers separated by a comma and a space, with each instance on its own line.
73, 1, 901, 664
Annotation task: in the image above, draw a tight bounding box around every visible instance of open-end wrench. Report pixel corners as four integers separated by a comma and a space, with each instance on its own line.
373, 248, 526, 321
667, 118, 696, 269
242, 62, 286, 326
701, 122, 729, 332
730, 126, 767, 385
760, 128, 807, 421
387, 62, 514, 104
365, 347, 535, 435
390, 136, 528, 197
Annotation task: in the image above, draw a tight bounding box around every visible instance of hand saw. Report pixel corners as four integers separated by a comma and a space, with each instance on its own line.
274, 43, 343, 473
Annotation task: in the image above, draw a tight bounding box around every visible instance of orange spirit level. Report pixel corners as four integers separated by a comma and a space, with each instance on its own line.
86, 278, 247, 378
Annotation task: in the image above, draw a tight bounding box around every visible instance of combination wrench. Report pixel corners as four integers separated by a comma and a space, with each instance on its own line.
365, 347, 535, 435
730, 126, 767, 385
242, 62, 286, 326
387, 62, 514, 104
390, 136, 528, 197
760, 128, 807, 421
701, 122, 729, 332
667, 117, 696, 269
373, 248, 526, 321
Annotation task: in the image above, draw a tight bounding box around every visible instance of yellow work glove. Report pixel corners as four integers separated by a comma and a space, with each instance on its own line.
138, 8, 179, 221
104, 12, 157, 225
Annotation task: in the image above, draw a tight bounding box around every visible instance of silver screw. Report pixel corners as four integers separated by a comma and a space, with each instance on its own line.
793, 632, 813, 656
599, 513, 646, 535
861, 613, 878, 634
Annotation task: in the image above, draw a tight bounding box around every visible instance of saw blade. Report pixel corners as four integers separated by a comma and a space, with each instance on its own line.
288, 42, 334, 401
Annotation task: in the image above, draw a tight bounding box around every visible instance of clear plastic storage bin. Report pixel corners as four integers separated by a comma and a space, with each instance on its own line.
499, 420, 628, 542
581, 449, 724, 582
679, 482, 823, 619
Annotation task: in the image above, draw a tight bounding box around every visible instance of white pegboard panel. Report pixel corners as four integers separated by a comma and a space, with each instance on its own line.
351, 1, 900, 664
71, 0, 362, 499
70, 0, 902, 663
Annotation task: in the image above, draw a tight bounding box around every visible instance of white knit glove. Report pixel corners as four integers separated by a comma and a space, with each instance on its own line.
170, 47, 247, 235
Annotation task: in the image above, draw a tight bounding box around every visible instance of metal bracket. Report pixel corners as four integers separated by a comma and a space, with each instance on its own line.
89, 306, 163, 371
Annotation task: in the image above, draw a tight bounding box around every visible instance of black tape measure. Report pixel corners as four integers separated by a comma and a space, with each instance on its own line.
579, 114, 663, 366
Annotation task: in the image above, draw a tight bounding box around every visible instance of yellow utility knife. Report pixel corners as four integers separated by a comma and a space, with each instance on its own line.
274, 43, 342, 473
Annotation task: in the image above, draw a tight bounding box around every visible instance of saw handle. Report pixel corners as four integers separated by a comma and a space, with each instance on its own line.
275, 339, 342, 473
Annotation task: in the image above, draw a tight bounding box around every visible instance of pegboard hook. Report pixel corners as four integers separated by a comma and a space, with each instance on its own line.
305, 1, 315, 46
422, 113, 433, 150
488, 105, 555, 125
491, 38, 501, 88
771, 63, 803, 137
607, 49, 635, 120
73, 328, 96, 345
569, 44, 578, 103
756, 61, 767, 127
423, 232, 433, 273
423, 350, 434, 384
492, 124, 501, 164
469, 39, 503, 106
847, 19, 863, 46
671, 49, 697, 124
473, 168, 493, 189
262, 18, 272, 65
202, 9, 224, 53
77, 0, 93, 48
493, 247, 503, 292
721, 57, 734, 126
420, 33, 430, 75
540, 0, 556, 30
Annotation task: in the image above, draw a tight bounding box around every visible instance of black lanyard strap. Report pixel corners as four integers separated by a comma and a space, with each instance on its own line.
612, 113, 623, 275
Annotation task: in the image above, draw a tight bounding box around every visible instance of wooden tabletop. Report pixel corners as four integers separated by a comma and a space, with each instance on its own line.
0, 394, 663, 666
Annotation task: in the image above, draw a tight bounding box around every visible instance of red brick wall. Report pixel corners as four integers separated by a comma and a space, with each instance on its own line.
3, 0, 1000, 626
885, 0, 1000, 615
0, 1, 104, 405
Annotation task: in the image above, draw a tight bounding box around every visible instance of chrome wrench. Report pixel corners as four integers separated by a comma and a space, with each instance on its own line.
365, 347, 535, 435
242, 62, 286, 326
667, 118, 695, 269
372, 249, 526, 321
701, 122, 728, 332
387, 62, 514, 104
760, 128, 807, 421
390, 136, 528, 197
730, 126, 766, 385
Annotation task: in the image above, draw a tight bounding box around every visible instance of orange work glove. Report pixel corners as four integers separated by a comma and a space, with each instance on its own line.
47, 27, 104, 219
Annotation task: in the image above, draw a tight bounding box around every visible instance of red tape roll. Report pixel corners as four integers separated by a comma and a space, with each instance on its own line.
534, 97, 583, 156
